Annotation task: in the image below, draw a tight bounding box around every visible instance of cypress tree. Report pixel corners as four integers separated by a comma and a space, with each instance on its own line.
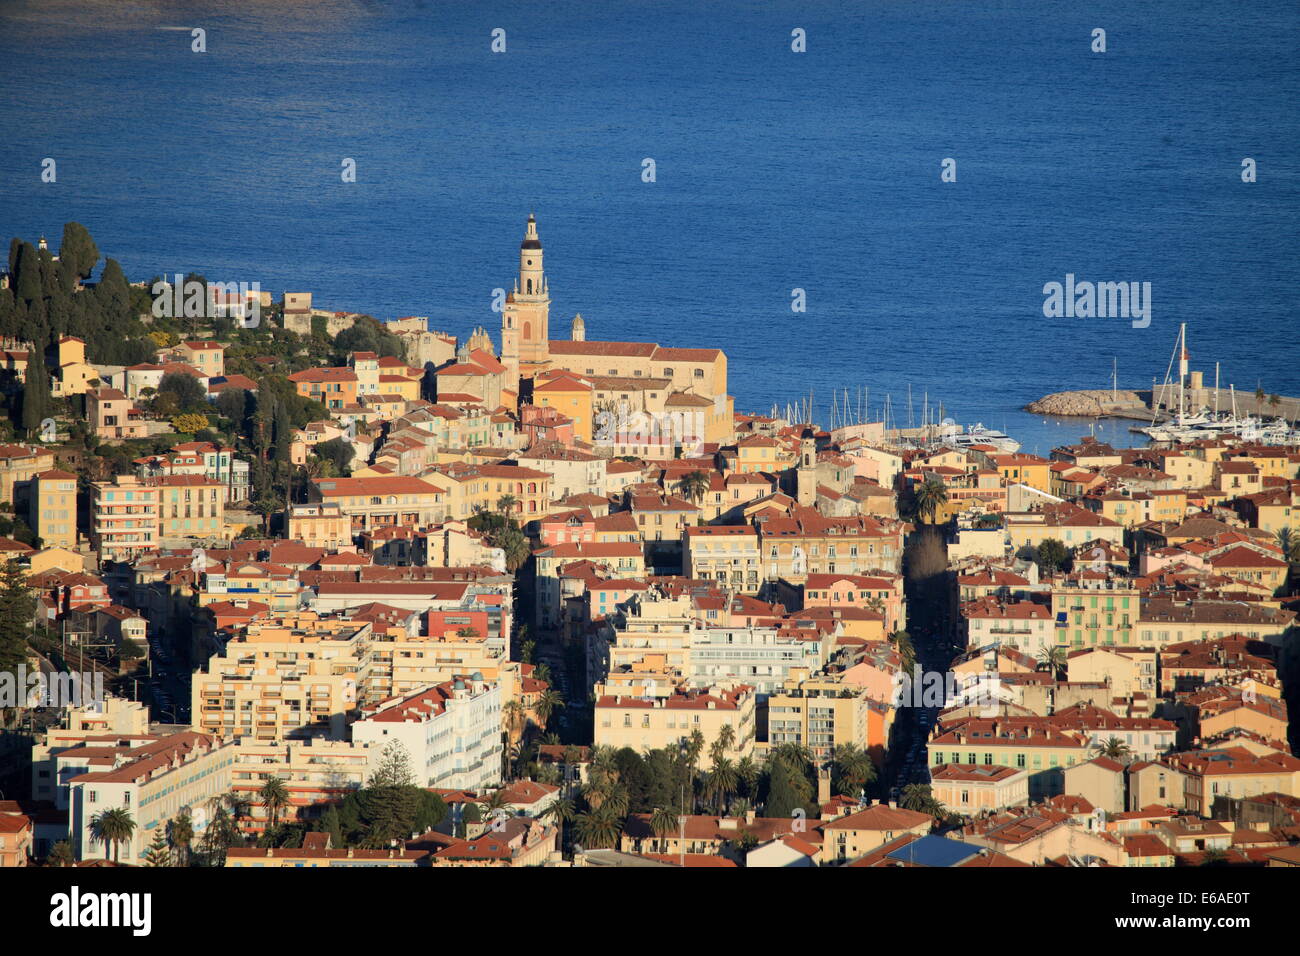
21, 345, 50, 436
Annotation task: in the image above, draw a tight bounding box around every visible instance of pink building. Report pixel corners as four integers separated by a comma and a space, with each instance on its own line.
88, 387, 148, 440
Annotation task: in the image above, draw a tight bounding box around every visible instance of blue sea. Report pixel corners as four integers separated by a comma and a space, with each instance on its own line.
1, 0, 1297, 456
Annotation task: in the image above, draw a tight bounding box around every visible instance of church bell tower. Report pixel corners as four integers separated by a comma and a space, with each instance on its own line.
501, 214, 551, 382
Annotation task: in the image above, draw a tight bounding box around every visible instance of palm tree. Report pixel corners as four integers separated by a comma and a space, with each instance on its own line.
502, 699, 526, 746
540, 796, 576, 848
769, 742, 814, 773
832, 743, 876, 797
676, 470, 711, 504
533, 689, 564, 730
889, 630, 917, 676
259, 776, 291, 831
562, 744, 584, 796
169, 812, 193, 868
478, 789, 513, 830
1275, 528, 1300, 564
1093, 736, 1132, 761
494, 525, 531, 572
251, 496, 279, 535
899, 783, 941, 819
706, 757, 739, 813
736, 756, 759, 799
710, 723, 737, 768
45, 841, 74, 867
574, 805, 623, 849
1037, 645, 1069, 680
496, 493, 519, 516
912, 478, 949, 524
90, 807, 137, 862
589, 745, 620, 788
649, 806, 680, 853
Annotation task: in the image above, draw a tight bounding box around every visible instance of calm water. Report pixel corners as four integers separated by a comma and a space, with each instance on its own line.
1, 0, 1297, 455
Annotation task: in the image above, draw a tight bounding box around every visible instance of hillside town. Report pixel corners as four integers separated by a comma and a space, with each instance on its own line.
0, 218, 1298, 871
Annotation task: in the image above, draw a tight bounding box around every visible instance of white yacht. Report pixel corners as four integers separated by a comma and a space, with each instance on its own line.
938, 421, 1021, 453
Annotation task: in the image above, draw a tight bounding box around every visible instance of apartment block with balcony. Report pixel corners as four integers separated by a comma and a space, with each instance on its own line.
1050, 579, 1140, 649
90, 474, 160, 563
192, 615, 371, 741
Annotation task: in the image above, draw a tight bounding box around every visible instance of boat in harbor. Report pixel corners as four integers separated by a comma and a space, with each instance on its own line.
937, 420, 1022, 453
1138, 325, 1299, 445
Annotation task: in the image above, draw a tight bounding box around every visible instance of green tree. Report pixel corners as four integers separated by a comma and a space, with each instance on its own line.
20, 345, 50, 437
259, 776, 291, 830
313, 437, 353, 475
90, 807, 137, 862
533, 689, 565, 730
143, 828, 171, 866
676, 470, 711, 504
58, 222, 100, 287
574, 805, 623, 849
1093, 736, 1132, 761
46, 840, 75, 867
168, 812, 193, 867
1037, 644, 1068, 680
649, 806, 680, 852
1036, 538, 1069, 574
156, 371, 207, 409
913, 478, 949, 524
369, 740, 415, 788
0, 560, 36, 716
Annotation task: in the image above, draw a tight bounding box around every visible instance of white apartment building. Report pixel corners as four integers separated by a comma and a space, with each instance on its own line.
351, 676, 502, 792
68, 732, 235, 864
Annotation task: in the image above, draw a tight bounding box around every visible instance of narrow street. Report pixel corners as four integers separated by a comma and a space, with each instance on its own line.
885, 524, 958, 797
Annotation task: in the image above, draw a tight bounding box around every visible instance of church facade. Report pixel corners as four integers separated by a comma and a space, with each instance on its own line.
496, 215, 734, 447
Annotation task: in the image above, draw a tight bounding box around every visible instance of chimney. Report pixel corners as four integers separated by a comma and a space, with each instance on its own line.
745, 809, 756, 825
817, 768, 831, 805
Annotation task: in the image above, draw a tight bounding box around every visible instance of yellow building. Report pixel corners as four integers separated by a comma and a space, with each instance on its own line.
0, 444, 55, 509
594, 684, 756, 769
192, 612, 370, 740
286, 502, 353, 549
154, 474, 224, 542
30, 468, 78, 550
533, 372, 594, 443
51, 336, 99, 398
988, 453, 1053, 494
768, 674, 894, 765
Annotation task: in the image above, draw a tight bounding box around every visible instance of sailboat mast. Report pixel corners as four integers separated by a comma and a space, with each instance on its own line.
1178, 322, 1188, 421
